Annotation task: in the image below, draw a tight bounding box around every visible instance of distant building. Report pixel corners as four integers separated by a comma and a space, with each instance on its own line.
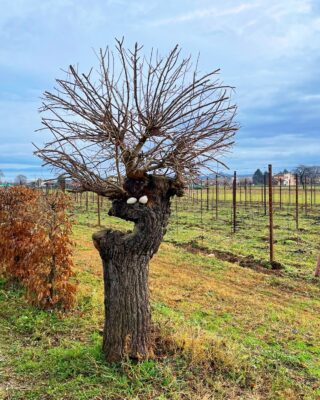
273, 172, 296, 186
239, 177, 253, 184
191, 176, 232, 188
313, 176, 320, 184
67, 180, 82, 191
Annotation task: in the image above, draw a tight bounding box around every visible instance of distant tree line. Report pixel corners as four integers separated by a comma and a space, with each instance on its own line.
293, 165, 320, 184
252, 165, 320, 185
15, 174, 27, 185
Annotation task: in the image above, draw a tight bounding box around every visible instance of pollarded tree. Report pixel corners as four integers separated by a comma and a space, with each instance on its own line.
35, 40, 237, 362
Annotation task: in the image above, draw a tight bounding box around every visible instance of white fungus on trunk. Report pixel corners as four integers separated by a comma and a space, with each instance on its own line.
127, 197, 138, 204
139, 195, 148, 204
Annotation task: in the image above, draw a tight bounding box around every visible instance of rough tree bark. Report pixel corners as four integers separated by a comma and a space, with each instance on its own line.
92, 175, 181, 362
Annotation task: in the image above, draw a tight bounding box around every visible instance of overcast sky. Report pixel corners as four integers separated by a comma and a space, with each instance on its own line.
0, 0, 320, 181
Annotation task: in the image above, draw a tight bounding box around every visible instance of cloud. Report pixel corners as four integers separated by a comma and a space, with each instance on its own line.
148, 3, 258, 27
227, 133, 320, 173
0, 0, 320, 178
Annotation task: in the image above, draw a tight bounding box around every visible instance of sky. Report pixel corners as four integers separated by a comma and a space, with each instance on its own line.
0, 0, 320, 181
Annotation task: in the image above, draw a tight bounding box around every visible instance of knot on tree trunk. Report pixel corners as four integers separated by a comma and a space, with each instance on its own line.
93, 195, 171, 258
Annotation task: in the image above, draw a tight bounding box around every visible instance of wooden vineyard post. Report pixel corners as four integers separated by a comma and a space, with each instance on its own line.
244, 178, 247, 209
175, 196, 179, 236
196, 184, 199, 207
200, 180, 203, 224
206, 177, 209, 211
295, 173, 299, 230
86, 192, 89, 212
279, 178, 282, 210
233, 171, 237, 233
305, 176, 308, 215
264, 174, 267, 216
289, 180, 291, 205
268, 164, 274, 264
97, 194, 101, 227
215, 174, 218, 220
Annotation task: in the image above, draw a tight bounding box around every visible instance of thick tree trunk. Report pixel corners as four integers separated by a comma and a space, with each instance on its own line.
93, 192, 171, 362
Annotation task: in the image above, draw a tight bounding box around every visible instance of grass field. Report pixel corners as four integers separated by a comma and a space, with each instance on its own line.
1, 195, 320, 399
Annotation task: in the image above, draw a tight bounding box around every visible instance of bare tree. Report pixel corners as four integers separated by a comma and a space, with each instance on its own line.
35, 40, 237, 362
293, 165, 320, 185
15, 174, 27, 186
0, 170, 4, 184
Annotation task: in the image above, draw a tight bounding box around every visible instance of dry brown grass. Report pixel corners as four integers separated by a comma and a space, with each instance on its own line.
71, 226, 320, 399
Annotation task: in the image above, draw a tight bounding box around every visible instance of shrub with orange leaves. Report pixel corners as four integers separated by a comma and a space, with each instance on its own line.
0, 186, 40, 281
0, 187, 76, 310
26, 191, 76, 309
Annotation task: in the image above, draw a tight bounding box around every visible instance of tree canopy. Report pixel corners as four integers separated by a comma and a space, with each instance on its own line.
252, 169, 264, 185
35, 40, 237, 198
